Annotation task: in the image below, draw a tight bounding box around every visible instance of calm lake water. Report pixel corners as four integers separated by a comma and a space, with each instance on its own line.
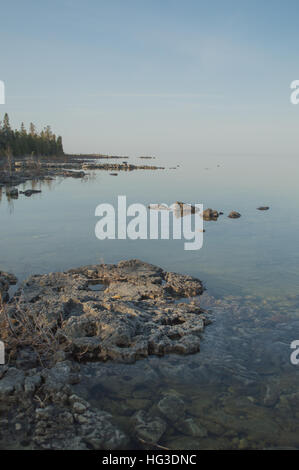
1, 153, 299, 449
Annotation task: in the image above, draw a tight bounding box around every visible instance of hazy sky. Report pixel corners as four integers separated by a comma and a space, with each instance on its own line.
1, 0, 299, 155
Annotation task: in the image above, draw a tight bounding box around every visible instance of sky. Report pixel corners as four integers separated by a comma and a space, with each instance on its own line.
1, 0, 299, 156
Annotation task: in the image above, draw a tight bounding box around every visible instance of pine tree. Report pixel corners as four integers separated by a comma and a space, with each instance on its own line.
0, 114, 64, 158
29, 122, 36, 136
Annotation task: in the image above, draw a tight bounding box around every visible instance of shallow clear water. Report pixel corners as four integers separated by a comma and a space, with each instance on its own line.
1, 153, 299, 449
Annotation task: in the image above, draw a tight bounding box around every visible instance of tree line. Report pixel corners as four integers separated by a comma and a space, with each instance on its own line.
0, 113, 64, 158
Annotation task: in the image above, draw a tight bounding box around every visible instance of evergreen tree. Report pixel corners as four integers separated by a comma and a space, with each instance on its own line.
0, 114, 64, 158
3, 113, 11, 135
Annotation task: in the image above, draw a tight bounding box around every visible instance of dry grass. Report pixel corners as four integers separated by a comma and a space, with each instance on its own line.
0, 293, 70, 366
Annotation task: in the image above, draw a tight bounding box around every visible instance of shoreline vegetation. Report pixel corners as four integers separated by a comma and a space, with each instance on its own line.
0, 115, 166, 193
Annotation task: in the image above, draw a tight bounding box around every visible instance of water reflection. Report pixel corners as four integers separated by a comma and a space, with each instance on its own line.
0, 177, 55, 213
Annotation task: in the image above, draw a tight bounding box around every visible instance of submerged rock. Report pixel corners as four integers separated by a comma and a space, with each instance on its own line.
177, 417, 208, 438
257, 206, 270, 211
0, 360, 129, 450
132, 410, 167, 444
157, 394, 186, 423
32, 389, 128, 450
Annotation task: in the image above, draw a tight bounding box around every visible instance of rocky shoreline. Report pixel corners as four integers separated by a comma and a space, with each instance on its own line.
0, 154, 165, 194
1, 261, 298, 450
0, 260, 210, 449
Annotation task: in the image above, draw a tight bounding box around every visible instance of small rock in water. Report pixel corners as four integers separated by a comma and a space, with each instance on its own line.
257, 206, 270, 211
202, 208, 219, 221
6, 187, 19, 198
20, 189, 42, 197
228, 211, 241, 219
